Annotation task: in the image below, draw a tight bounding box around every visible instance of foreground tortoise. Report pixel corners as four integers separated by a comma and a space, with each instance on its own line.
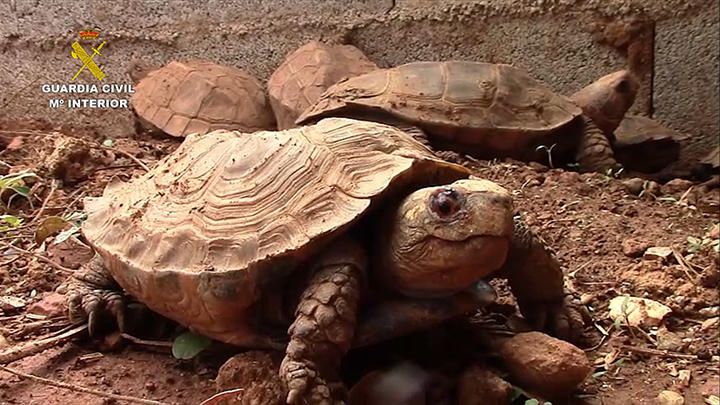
66, 118, 584, 404
267, 40, 378, 130
128, 59, 276, 138
297, 61, 638, 173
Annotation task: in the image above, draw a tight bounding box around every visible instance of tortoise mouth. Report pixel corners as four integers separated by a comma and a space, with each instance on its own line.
391, 235, 510, 298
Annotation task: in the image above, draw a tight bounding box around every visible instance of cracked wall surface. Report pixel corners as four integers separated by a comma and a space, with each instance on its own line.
0, 0, 717, 163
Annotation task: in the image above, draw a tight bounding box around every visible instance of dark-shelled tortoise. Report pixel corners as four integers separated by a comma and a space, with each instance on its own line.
297, 61, 638, 173
128, 59, 276, 137
66, 117, 585, 404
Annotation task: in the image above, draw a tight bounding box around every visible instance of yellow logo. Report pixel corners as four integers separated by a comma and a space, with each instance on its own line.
71, 30, 107, 81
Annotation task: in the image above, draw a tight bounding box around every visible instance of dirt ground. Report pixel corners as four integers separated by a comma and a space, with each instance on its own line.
0, 119, 718, 405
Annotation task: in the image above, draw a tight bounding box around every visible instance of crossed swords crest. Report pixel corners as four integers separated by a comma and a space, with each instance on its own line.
70, 40, 107, 81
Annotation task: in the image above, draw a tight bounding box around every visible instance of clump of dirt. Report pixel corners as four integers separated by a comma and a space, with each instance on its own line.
0, 122, 718, 405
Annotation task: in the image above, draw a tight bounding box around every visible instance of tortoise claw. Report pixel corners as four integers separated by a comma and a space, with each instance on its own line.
70, 288, 126, 336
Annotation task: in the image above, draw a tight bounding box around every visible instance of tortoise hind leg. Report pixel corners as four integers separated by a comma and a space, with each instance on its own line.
574, 115, 622, 174
281, 238, 366, 405
66, 254, 126, 336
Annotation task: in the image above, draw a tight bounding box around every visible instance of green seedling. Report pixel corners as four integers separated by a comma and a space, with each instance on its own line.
0, 171, 39, 209
535, 144, 557, 169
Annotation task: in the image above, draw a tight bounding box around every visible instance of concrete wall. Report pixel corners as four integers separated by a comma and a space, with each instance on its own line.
0, 0, 717, 162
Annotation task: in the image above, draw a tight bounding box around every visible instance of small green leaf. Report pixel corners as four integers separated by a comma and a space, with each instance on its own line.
525, 399, 540, 405
102, 139, 114, 147
9, 185, 30, 197
172, 331, 211, 360
0, 215, 22, 228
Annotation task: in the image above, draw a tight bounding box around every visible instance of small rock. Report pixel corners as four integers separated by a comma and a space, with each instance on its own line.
100, 331, 125, 352
498, 331, 591, 400
698, 268, 719, 289
643, 246, 675, 262
580, 293, 595, 305
349, 364, 431, 405
656, 390, 684, 405
0, 296, 26, 312
622, 178, 646, 195
699, 306, 720, 318
622, 238, 650, 258
27, 292, 67, 318
644, 181, 662, 197
700, 376, 720, 397
0, 333, 9, 350
708, 224, 720, 240
678, 370, 691, 387
608, 296, 672, 328
656, 327, 684, 351
216, 351, 285, 405
701, 317, 719, 331
457, 363, 513, 405
661, 179, 695, 195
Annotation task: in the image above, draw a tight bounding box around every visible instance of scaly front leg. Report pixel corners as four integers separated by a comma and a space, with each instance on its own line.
280, 239, 366, 405
66, 254, 126, 336
495, 215, 588, 343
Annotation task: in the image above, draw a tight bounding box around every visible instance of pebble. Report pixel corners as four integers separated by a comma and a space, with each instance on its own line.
498, 332, 591, 400
622, 238, 650, 258
643, 246, 675, 262
656, 390, 685, 405
27, 292, 67, 318
622, 177, 645, 195
661, 179, 694, 195
457, 363, 513, 405
699, 306, 720, 317
656, 327, 685, 351
701, 317, 719, 331
216, 351, 285, 405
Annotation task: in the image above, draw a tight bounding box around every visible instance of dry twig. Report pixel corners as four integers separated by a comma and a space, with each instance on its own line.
0, 364, 169, 405
200, 388, 245, 405
0, 323, 86, 364
617, 344, 697, 360
120, 333, 173, 348
29, 180, 57, 223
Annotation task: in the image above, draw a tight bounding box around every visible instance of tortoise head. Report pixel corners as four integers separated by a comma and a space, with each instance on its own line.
126, 59, 159, 84
570, 70, 639, 135
376, 178, 514, 298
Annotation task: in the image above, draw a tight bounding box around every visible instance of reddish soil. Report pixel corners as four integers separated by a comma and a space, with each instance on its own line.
0, 122, 717, 405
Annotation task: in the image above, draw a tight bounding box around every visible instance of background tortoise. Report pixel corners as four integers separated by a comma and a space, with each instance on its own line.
128, 59, 276, 138
267, 40, 378, 130
611, 114, 690, 174
66, 118, 584, 404
297, 61, 638, 173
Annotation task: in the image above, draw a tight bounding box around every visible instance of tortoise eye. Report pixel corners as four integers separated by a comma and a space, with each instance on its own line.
429, 187, 463, 218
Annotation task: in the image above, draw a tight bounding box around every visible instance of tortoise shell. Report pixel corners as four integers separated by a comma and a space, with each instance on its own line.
613, 114, 690, 173
130, 60, 276, 138
296, 61, 583, 157
267, 41, 377, 130
81, 117, 470, 343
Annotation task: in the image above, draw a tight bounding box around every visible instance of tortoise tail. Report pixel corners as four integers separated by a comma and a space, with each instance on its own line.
574, 116, 621, 174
